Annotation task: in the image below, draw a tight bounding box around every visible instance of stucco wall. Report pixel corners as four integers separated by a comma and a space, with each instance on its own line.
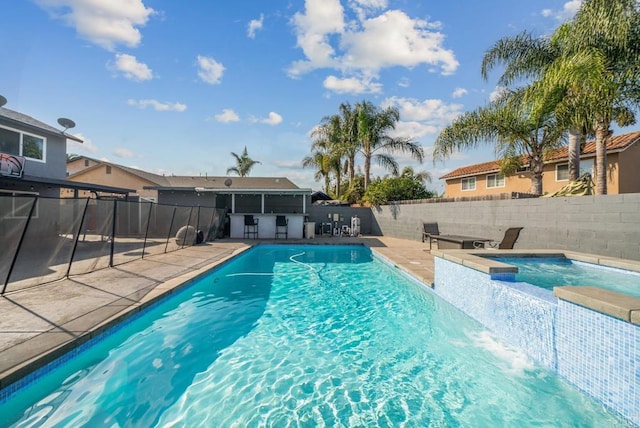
371, 194, 640, 261
67, 165, 158, 199
445, 155, 623, 197
618, 144, 640, 193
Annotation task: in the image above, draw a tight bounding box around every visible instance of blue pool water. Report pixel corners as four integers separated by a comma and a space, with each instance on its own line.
489, 256, 640, 298
0, 245, 630, 427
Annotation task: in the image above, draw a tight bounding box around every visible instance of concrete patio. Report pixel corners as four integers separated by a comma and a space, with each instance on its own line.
0, 236, 434, 391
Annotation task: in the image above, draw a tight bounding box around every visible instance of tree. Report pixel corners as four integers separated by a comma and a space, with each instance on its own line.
226, 146, 261, 177
481, 30, 592, 182
482, 0, 640, 193
363, 168, 435, 205
305, 115, 345, 197
301, 150, 333, 194
434, 90, 565, 195
539, 0, 640, 194
355, 100, 424, 190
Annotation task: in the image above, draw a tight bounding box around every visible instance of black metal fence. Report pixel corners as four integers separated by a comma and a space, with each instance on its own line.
0, 195, 226, 295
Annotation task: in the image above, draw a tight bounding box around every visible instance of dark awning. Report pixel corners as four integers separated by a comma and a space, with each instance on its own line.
1, 175, 134, 195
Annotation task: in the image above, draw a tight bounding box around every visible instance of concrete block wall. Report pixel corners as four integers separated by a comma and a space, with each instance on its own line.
371, 194, 640, 261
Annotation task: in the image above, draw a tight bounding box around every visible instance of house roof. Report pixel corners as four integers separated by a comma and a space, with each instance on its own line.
67, 156, 303, 191
68, 157, 168, 186
0, 107, 83, 143
150, 176, 302, 191
440, 130, 640, 180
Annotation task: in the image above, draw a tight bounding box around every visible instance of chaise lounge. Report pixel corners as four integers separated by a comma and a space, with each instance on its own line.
473, 227, 523, 249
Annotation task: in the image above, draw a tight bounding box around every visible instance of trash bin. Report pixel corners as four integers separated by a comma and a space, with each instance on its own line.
304, 222, 315, 239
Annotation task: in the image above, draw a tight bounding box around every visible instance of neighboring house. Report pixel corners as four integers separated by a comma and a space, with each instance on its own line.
440, 131, 640, 197
0, 105, 131, 198
66, 156, 164, 200
146, 176, 312, 238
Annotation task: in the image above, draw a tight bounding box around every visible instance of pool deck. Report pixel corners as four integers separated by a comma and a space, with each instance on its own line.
0, 236, 434, 391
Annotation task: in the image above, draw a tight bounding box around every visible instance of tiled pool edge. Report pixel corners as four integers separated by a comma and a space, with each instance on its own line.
0, 246, 252, 398
433, 251, 640, 427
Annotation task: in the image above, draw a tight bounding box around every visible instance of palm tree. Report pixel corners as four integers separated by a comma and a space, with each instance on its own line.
482, 0, 640, 193
226, 146, 261, 177
398, 166, 432, 185
302, 150, 333, 194
434, 90, 565, 195
355, 100, 424, 189
305, 118, 344, 196
481, 30, 591, 181
539, 0, 640, 194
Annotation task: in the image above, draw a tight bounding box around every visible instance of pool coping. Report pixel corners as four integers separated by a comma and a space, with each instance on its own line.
431, 248, 640, 325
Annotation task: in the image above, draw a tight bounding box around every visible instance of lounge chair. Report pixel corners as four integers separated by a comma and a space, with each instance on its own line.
474, 227, 523, 249
421, 222, 440, 250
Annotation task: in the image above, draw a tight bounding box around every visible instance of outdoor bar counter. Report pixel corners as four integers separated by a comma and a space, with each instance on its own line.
228, 213, 305, 239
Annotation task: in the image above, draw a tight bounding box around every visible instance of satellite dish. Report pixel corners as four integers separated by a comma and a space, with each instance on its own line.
57, 117, 76, 131
224, 178, 232, 187
0, 95, 6, 108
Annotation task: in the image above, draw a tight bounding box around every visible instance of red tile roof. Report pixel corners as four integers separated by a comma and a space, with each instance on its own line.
440, 130, 640, 179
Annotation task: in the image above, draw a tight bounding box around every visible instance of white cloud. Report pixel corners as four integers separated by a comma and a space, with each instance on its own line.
67, 133, 98, 153
390, 120, 439, 139
247, 13, 264, 38
383, 96, 464, 124
397, 77, 410, 88
542, 0, 582, 21
452, 87, 467, 98
262, 112, 283, 125
288, 3, 458, 93
323, 75, 382, 94
196, 55, 225, 85
214, 108, 240, 123
489, 85, 508, 102
112, 53, 153, 81
288, 0, 345, 78
114, 147, 136, 158
340, 10, 458, 74
127, 99, 187, 111
35, 0, 154, 51
381, 96, 464, 142
273, 160, 303, 169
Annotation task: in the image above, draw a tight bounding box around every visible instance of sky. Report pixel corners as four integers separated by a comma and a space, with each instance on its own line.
1, 0, 595, 193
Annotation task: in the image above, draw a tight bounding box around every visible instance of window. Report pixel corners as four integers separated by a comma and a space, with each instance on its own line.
22, 134, 44, 160
461, 177, 476, 191
0, 127, 20, 155
556, 164, 569, 181
580, 159, 594, 176
84, 159, 89, 167
0, 125, 46, 162
106, 165, 112, 174
486, 173, 505, 189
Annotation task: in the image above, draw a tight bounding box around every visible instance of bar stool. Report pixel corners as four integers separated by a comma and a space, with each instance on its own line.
275, 215, 288, 239
244, 215, 258, 239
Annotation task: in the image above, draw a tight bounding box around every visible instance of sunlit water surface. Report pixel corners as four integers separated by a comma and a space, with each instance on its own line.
1, 246, 630, 427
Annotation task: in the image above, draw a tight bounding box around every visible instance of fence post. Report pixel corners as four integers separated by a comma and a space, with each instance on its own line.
2, 196, 38, 295
109, 199, 117, 267
141, 202, 153, 259
164, 207, 177, 253
207, 208, 217, 242
66, 198, 90, 278
182, 206, 194, 249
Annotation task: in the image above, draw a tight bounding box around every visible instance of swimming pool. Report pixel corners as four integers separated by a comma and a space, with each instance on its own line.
0, 245, 629, 426
486, 255, 640, 298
